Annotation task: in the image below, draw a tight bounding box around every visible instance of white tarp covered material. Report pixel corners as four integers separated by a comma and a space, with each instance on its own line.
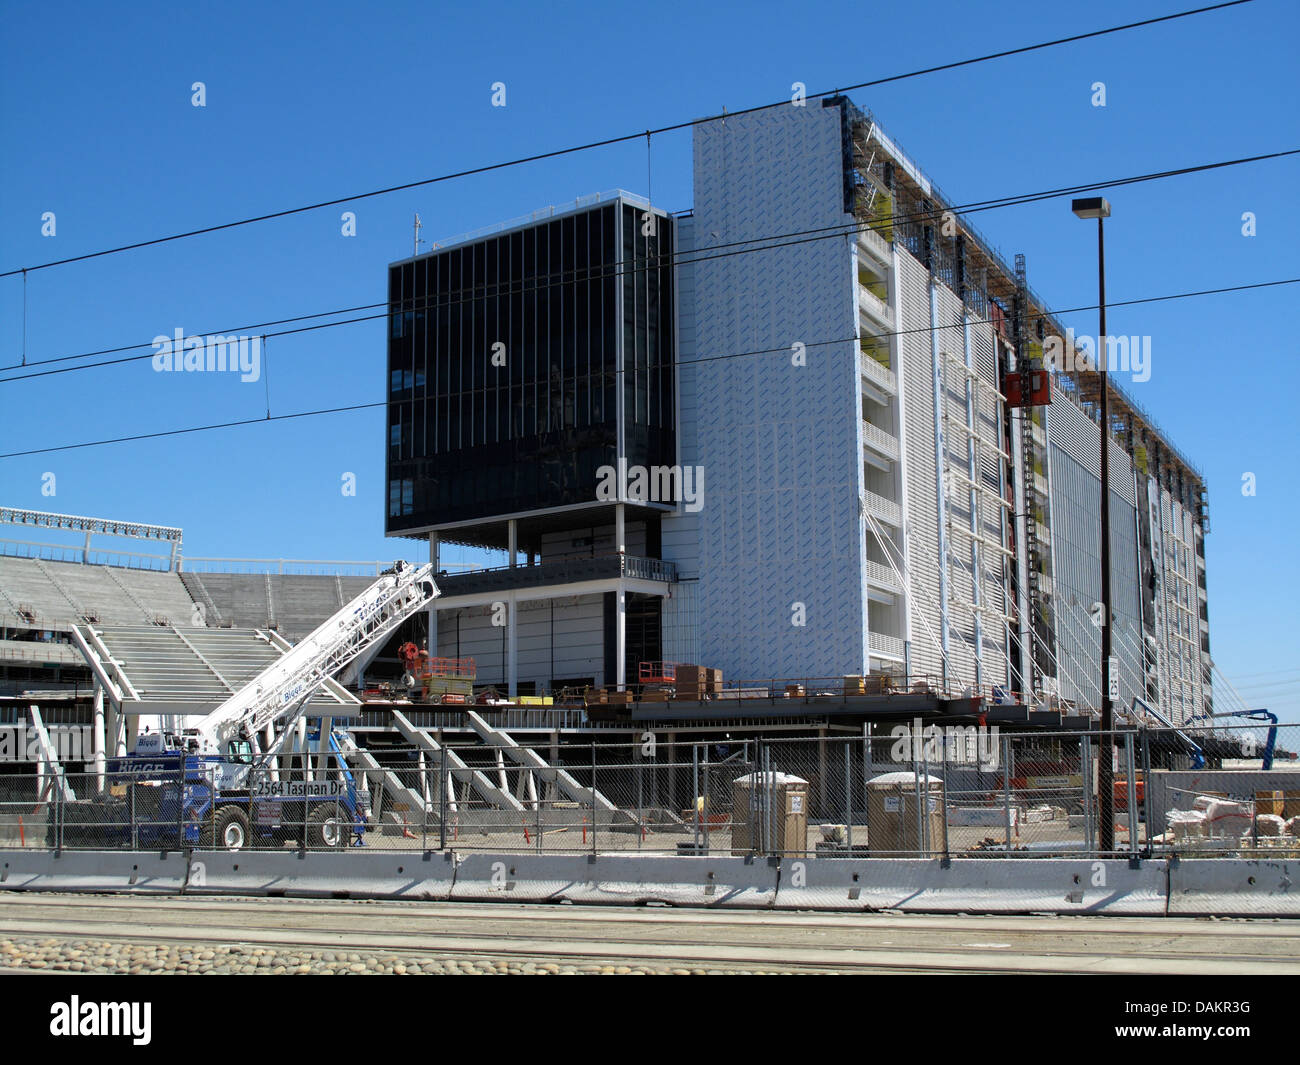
732, 772, 808, 785
868, 772, 942, 786
1203, 799, 1253, 838
1167, 808, 1207, 840
1252, 814, 1286, 837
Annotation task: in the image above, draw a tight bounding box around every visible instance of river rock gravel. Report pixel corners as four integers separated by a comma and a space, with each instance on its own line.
0, 937, 807, 975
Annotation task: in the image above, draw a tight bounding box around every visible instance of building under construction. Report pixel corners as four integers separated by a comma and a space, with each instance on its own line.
384, 96, 1211, 726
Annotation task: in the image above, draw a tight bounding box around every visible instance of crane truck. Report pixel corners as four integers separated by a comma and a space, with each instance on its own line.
56, 561, 439, 851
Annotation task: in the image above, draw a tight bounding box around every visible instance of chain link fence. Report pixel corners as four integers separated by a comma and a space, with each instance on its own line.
1, 724, 1295, 858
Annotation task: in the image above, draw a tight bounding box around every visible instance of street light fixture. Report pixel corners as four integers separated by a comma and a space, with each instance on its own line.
1071, 195, 1115, 853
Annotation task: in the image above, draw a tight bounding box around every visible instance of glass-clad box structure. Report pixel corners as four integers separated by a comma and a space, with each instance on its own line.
386, 194, 676, 539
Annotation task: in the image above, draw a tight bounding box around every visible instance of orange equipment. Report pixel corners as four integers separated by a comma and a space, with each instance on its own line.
638, 661, 679, 685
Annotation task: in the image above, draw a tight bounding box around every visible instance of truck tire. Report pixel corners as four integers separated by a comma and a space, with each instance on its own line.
305, 804, 348, 850
201, 805, 251, 851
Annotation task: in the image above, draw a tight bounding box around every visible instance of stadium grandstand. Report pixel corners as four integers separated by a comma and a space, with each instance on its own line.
0, 506, 416, 698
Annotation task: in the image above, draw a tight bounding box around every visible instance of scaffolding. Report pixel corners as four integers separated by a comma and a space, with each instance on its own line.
836, 97, 1211, 711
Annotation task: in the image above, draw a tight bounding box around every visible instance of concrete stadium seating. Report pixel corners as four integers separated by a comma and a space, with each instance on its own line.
180, 572, 375, 638
0, 557, 195, 628
0, 556, 381, 643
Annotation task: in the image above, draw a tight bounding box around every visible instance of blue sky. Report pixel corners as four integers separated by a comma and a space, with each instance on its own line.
0, 0, 1297, 718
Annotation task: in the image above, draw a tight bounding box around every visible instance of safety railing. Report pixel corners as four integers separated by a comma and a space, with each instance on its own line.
859, 351, 897, 394
861, 421, 901, 461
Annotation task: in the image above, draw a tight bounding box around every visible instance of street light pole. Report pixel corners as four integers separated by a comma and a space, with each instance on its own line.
1073, 196, 1114, 853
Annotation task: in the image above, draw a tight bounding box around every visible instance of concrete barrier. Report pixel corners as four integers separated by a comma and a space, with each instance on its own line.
0, 849, 188, 893
1167, 858, 1298, 916
776, 857, 1168, 914
449, 853, 587, 902
7, 848, 1296, 917
561, 854, 778, 908
186, 849, 455, 900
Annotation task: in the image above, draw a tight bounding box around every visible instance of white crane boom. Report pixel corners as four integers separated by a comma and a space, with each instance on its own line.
191, 560, 439, 756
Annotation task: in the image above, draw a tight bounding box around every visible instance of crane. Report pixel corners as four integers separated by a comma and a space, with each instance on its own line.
1195, 709, 1279, 770
112, 560, 440, 850
181, 560, 438, 760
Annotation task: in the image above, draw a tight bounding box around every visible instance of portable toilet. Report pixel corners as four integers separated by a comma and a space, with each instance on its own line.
867, 771, 943, 855
731, 771, 809, 855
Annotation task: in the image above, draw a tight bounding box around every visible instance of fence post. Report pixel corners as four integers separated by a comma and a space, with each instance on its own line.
1080, 736, 1094, 854
702, 743, 711, 855
920, 746, 930, 856
299, 766, 308, 855
591, 742, 598, 857
1140, 729, 1153, 857
1125, 732, 1138, 858
692, 743, 700, 853
844, 741, 853, 853
939, 736, 949, 861
1002, 734, 1013, 854
863, 723, 872, 851
759, 743, 769, 863
438, 750, 447, 852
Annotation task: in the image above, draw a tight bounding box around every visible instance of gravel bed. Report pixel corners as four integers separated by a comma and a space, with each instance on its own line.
0, 937, 808, 975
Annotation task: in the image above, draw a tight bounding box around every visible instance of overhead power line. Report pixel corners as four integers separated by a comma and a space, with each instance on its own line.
1220, 667, 1300, 682
0, 274, 1293, 461
0, 0, 1256, 280
2, 146, 1295, 385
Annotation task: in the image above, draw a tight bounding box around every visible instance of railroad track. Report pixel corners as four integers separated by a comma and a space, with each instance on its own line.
1, 895, 1298, 974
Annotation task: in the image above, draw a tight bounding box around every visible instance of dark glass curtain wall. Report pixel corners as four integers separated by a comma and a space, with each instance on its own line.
386, 201, 675, 533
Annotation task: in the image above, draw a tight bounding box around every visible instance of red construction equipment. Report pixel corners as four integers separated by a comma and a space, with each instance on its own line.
398, 643, 476, 704
638, 661, 679, 685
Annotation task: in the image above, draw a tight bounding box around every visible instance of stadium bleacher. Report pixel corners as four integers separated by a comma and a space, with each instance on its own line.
0, 556, 196, 628
0, 554, 389, 696
179, 572, 376, 638
0, 556, 377, 639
